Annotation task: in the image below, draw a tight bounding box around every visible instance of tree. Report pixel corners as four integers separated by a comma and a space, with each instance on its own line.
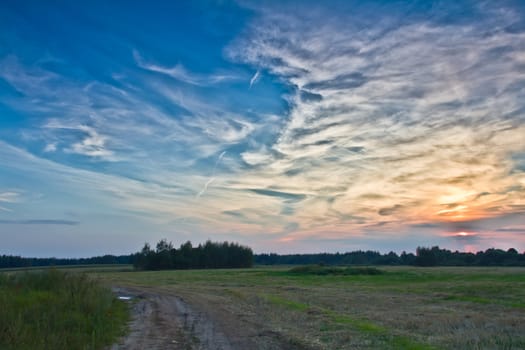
414, 246, 437, 266
132, 239, 253, 271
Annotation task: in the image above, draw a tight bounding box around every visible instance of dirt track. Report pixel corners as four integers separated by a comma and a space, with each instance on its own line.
110, 286, 303, 350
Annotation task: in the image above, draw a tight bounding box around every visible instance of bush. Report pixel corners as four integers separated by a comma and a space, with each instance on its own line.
0, 269, 128, 349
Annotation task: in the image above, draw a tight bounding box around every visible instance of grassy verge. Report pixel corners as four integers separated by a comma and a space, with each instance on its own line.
0, 269, 128, 350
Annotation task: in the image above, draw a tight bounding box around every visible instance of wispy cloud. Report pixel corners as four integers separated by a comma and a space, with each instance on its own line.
0, 53, 255, 172
133, 49, 240, 86
44, 122, 115, 160
225, 1, 525, 239
0, 191, 20, 203
69, 126, 113, 159
1, 1, 524, 253
0, 191, 21, 213
0, 50, 272, 237
0, 219, 79, 225
43, 143, 57, 153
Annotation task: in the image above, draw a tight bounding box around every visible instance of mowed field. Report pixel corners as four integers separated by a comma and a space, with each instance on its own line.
91, 266, 525, 350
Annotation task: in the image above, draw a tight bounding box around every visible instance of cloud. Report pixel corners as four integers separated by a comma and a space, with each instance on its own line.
303, 72, 368, 90
249, 189, 306, 203
43, 122, 115, 160
133, 49, 239, 86
411, 212, 525, 243
197, 118, 254, 143
222, 209, 246, 219
496, 226, 525, 233
224, 1, 525, 238
0, 141, 197, 220
0, 50, 270, 238
69, 126, 114, 159
0, 191, 20, 203
1, 2, 524, 252
378, 205, 404, 216
299, 90, 322, 103
43, 143, 57, 152
0, 55, 60, 95
0, 51, 263, 215
241, 147, 273, 166
0, 191, 21, 213
0, 219, 79, 225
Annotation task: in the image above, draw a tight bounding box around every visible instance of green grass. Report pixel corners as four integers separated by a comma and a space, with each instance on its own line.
263, 294, 310, 311
288, 265, 385, 275
0, 269, 128, 350
263, 292, 436, 349
89, 265, 525, 349
0, 264, 133, 273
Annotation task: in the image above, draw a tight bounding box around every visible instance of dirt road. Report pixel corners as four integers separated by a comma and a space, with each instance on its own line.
110, 286, 305, 350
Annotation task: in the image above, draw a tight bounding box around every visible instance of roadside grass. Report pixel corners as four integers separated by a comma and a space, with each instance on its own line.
0, 269, 128, 350
91, 265, 525, 349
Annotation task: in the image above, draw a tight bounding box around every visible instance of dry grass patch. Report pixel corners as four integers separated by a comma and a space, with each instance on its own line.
91, 266, 525, 349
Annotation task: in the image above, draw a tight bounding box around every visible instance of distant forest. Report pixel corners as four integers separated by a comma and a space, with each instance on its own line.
255, 246, 525, 267
0, 254, 132, 269
1, 244, 525, 269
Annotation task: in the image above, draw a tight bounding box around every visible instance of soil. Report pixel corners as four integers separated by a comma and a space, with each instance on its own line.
109, 286, 305, 350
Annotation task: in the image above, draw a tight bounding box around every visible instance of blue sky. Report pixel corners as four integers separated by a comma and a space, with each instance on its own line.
1, 0, 524, 257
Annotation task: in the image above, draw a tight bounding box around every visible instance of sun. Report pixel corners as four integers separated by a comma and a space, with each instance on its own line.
442, 231, 479, 239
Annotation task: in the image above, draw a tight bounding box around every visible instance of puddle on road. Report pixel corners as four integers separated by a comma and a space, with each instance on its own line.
112, 287, 135, 301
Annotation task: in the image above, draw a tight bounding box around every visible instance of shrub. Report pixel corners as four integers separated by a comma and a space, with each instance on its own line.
0, 269, 128, 349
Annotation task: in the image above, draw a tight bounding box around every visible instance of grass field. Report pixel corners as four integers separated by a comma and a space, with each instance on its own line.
0, 269, 128, 350
91, 265, 525, 350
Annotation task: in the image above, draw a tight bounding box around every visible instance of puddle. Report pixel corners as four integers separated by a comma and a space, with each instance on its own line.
112, 287, 134, 301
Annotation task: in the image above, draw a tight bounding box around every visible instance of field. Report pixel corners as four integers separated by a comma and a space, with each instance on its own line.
91, 265, 525, 350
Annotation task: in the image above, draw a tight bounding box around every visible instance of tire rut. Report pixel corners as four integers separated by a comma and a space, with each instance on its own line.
110, 287, 240, 350
110, 286, 310, 350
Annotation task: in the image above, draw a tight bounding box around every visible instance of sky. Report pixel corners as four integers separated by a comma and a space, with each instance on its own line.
0, 0, 524, 257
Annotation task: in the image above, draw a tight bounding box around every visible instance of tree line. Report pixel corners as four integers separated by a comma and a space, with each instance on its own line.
412, 246, 525, 267
0, 254, 132, 269
255, 246, 525, 267
132, 239, 254, 270
1, 245, 524, 269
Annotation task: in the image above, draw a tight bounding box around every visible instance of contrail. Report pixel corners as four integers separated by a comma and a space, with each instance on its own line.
249, 70, 261, 89
197, 151, 226, 198
197, 178, 215, 198
214, 151, 226, 171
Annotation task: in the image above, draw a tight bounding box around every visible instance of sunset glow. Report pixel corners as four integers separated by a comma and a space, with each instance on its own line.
0, 1, 524, 257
